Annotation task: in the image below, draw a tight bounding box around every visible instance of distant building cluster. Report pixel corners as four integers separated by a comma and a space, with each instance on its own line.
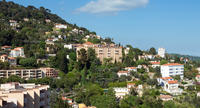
0, 82, 50, 108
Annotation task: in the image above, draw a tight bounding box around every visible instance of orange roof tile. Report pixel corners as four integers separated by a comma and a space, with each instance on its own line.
1, 46, 11, 48
151, 62, 160, 65
8, 57, 16, 60
162, 63, 183, 66
127, 83, 135, 85
84, 42, 94, 45
168, 80, 178, 84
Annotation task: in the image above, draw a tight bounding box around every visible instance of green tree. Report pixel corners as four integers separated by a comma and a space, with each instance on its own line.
149, 47, 157, 55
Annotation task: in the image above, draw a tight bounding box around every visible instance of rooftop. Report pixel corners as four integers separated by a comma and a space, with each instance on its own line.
118, 71, 129, 73
162, 63, 183, 66
161, 77, 173, 80
168, 80, 178, 84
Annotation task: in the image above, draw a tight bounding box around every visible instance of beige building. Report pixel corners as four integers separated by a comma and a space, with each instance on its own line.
0, 68, 58, 79
0, 82, 50, 108
76, 42, 122, 63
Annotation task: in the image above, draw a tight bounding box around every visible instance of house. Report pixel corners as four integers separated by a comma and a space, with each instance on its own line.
158, 48, 166, 58
23, 18, 29, 22
64, 44, 74, 49
125, 67, 137, 72
127, 83, 135, 90
197, 67, 200, 74
55, 24, 67, 29
157, 77, 174, 86
113, 88, 129, 98
117, 71, 130, 77
159, 95, 173, 101
161, 63, 184, 79
1, 46, 11, 50
40, 67, 58, 78
0, 55, 8, 62
9, 20, 18, 28
124, 47, 130, 55
0, 82, 50, 108
9, 47, 25, 58
151, 62, 160, 68
196, 75, 200, 82
164, 80, 183, 95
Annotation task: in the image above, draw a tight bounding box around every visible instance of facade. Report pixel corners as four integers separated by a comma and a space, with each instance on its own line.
40, 68, 58, 78
1, 46, 11, 50
161, 63, 184, 79
10, 47, 25, 58
9, 20, 19, 28
0, 55, 8, 62
76, 42, 122, 63
0, 82, 50, 108
117, 71, 130, 77
158, 48, 165, 58
0, 69, 43, 80
0, 55, 17, 65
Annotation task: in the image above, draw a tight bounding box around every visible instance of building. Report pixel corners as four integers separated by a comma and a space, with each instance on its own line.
158, 48, 166, 58
0, 82, 50, 108
196, 75, 200, 82
1, 46, 11, 51
157, 77, 174, 86
161, 63, 184, 79
159, 95, 173, 101
76, 42, 122, 63
164, 80, 183, 95
55, 24, 67, 29
64, 44, 74, 50
113, 88, 129, 98
40, 68, 58, 78
151, 62, 160, 68
0, 69, 43, 80
10, 47, 25, 58
9, 20, 19, 28
0, 55, 8, 62
117, 71, 130, 77
125, 67, 137, 72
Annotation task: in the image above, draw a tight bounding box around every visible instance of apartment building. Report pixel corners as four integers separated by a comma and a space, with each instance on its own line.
40, 68, 58, 78
158, 48, 166, 58
0, 82, 50, 108
0, 69, 43, 80
161, 63, 184, 79
0, 68, 58, 79
10, 47, 25, 58
76, 42, 122, 63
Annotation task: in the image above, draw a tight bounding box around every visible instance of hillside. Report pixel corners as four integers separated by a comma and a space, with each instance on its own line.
170, 53, 200, 62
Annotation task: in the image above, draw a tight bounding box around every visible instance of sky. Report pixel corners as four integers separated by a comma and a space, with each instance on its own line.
7, 0, 200, 56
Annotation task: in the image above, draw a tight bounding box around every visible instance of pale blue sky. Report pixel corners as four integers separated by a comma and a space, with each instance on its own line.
7, 0, 200, 56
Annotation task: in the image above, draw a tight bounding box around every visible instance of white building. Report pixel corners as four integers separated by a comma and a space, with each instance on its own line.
55, 24, 67, 29
158, 48, 166, 58
196, 75, 200, 82
125, 67, 137, 72
117, 71, 130, 77
113, 88, 129, 98
159, 95, 173, 101
164, 80, 183, 95
9, 47, 25, 58
161, 63, 184, 79
64, 44, 74, 49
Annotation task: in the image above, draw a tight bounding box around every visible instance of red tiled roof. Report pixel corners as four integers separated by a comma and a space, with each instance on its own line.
8, 57, 16, 60
196, 75, 200, 77
118, 71, 129, 73
1, 46, 11, 48
84, 42, 94, 45
162, 63, 183, 66
1, 54, 8, 57
168, 80, 178, 84
151, 62, 160, 65
127, 83, 135, 85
